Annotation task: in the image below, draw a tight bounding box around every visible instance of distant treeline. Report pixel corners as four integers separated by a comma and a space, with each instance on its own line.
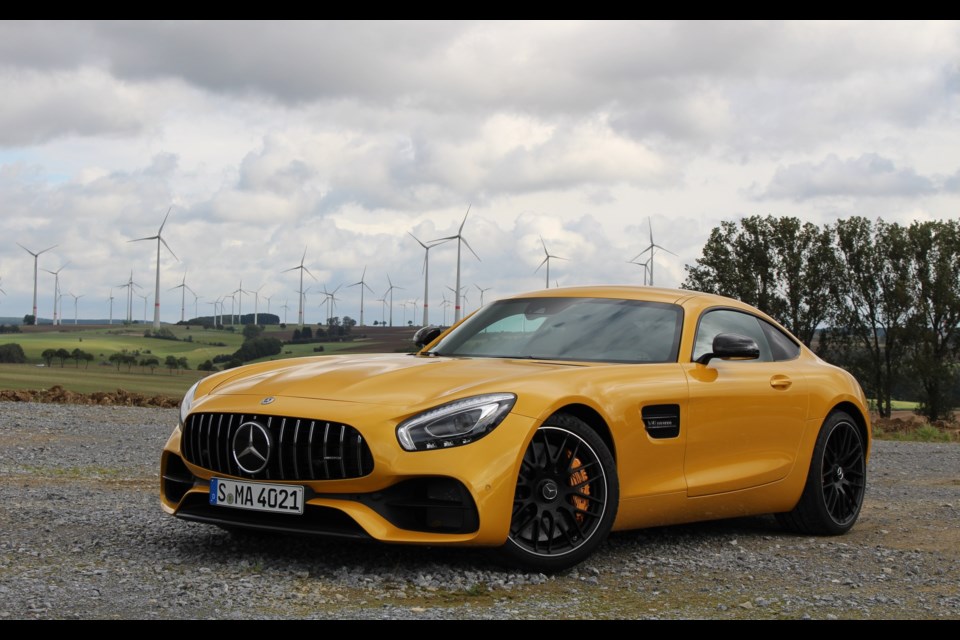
181, 313, 280, 327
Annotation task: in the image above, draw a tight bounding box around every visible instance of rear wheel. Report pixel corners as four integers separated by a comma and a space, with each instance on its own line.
777, 410, 866, 535
497, 413, 619, 572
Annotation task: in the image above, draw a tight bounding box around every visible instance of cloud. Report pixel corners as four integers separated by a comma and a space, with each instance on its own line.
0, 66, 146, 145
756, 153, 937, 201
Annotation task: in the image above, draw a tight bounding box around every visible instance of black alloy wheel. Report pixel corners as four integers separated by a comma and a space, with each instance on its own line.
498, 413, 618, 571
777, 411, 866, 535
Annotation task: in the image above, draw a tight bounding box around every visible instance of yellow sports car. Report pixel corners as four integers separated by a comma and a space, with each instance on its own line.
160, 286, 870, 571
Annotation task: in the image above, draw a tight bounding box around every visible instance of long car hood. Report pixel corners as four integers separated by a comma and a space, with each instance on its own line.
202, 353, 582, 407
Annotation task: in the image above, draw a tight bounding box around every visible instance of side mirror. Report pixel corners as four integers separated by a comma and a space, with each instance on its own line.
695, 333, 760, 365
413, 325, 443, 348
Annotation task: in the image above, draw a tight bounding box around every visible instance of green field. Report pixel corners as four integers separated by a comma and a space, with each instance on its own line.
0, 362, 205, 397
0, 323, 416, 398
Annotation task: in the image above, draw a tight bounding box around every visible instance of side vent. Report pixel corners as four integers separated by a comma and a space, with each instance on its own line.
642, 404, 680, 439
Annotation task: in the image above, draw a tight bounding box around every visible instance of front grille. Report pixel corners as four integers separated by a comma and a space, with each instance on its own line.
182, 412, 374, 481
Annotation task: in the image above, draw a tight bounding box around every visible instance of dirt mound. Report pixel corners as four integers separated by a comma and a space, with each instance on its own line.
0, 385, 179, 408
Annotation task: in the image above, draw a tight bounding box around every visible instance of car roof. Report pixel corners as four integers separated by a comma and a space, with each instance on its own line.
501, 285, 750, 309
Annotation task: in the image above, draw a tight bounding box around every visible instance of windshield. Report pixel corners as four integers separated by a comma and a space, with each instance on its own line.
430, 297, 682, 363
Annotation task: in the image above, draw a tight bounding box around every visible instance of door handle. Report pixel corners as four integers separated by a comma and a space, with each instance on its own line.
770, 375, 792, 390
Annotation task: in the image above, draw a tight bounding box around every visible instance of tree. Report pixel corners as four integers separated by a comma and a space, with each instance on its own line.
140, 356, 160, 374
164, 355, 179, 374
301, 326, 313, 340
108, 352, 124, 371
904, 220, 960, 421
232, 336, 283, 363
825, 218, 914, 418
55, 348, 70, 367
242, 324, 264, 341
682, 215, 837, 346
41, 348, 56, 367
0, 343, 26, 364
767, 217, 838, 347
177, 357, 190, 372
23, 314, 35, 326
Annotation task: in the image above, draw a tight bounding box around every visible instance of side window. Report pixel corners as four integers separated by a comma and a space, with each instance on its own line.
760, 320, 801, 361
692, 309, 772, 363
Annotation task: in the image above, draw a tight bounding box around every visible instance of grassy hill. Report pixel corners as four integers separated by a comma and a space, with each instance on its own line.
0, 322, 420, 400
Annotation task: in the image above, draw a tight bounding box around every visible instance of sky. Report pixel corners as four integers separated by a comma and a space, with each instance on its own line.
1, 20, 959, 327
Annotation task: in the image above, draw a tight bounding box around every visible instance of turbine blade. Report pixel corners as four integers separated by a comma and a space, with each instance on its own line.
408, 231, 428, 249
160, 237, 179, 261
158, 206, 172, 234
461, 237, 481, 261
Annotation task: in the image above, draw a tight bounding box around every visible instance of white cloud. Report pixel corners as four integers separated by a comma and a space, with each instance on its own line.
758, 153, 938, 201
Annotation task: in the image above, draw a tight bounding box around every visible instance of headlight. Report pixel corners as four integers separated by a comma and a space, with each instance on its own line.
396, 393, 516, 452
178, 380, 200, 428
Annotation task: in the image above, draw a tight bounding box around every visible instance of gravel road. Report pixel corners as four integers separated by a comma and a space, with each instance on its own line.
0, 401, 958, 620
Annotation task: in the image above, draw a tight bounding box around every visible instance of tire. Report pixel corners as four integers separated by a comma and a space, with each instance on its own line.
777, 410, 866, 535
496, 413, 619, 572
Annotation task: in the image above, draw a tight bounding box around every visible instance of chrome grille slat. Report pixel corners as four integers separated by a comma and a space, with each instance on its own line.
339, 425, 346, 477
278, 418, 287, 478
292, 419, 301, 479
183, 412, 373, 481
322, 423, 331, 478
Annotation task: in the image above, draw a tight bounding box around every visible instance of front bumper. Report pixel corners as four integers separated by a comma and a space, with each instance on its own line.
160, 397, 536, 546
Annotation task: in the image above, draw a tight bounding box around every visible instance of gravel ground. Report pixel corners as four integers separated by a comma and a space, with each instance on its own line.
0, 401, 958, 620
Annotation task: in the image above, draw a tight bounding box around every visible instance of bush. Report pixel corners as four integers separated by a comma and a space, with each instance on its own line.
232, 336, 283, 363
0, 343, 26, 363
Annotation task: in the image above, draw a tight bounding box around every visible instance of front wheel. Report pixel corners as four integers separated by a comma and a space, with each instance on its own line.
777, 410, 866, 535
496, 413, 619, 572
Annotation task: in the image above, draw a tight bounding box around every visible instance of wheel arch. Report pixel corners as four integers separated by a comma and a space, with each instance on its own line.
830, 400, 871, 460
545, 403, 616, 464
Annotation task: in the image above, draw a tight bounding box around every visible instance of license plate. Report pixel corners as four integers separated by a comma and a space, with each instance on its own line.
210, 478, 304, 515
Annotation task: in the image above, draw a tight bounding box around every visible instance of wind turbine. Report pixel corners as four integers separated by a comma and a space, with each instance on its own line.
206, 299, 218, 324
409, 232, 453, 327
383, 275, 403, 327
441, 293, 451, 326
349, 267, 374, 327
191, 291, 202, 322
282, 247, 317, 327
446, 285, 468, 317
319, 286, 340, 324
137, 293, 149, 324
376, 297, 386, 326
431, 205, 480, 324
281, 300, 290, 325
629, 217, 676, 287
233, 279, 251, 325
475, 284, 491, 308
18, 242, 57, 324
169, 271, 191, 323
251, 285, 264, 325
68, 292, 84, 325
627, 255, 652, 286
115, 271, 138, 323
536, 236, 566, 289
321, 284, 342, 327
43, 263, 68, 326
129, 207, 178, 330
108, 289, 115, 325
